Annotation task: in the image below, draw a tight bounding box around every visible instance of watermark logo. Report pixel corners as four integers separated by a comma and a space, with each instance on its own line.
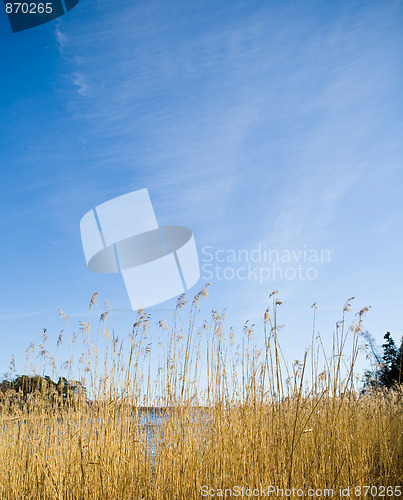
4, 0, 79, 33
201, 245, 330, 283
80, 189, 200, 310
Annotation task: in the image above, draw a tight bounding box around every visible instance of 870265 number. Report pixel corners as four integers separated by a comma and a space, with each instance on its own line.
5, 3, 53, 14
354, 485, 401, 496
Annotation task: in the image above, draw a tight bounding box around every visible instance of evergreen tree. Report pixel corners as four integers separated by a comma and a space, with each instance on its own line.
363, 331, 403, 390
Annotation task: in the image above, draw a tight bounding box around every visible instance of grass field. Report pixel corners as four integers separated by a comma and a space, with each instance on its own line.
0, 290, 402, 499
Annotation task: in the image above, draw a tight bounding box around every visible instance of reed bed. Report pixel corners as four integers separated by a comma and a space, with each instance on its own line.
0, 290, 402, 499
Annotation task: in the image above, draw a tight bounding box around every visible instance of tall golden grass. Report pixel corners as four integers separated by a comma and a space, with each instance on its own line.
0, 289, 402, 499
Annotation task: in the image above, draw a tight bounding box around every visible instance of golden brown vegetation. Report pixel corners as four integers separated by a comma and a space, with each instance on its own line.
0, 290, 402, 499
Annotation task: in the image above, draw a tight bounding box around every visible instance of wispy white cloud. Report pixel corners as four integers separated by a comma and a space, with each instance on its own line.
72, 72, 89, 96
55, 26, 68, 52
0, 310, 47, 321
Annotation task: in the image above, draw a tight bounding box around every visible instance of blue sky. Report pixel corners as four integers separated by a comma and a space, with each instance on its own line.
1, 0, 402, 379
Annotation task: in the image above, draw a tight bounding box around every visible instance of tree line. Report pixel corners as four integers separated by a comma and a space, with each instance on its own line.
0, 375, 85, 405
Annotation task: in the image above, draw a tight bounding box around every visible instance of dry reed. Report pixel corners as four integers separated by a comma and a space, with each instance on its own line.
0, 289, 402, 499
